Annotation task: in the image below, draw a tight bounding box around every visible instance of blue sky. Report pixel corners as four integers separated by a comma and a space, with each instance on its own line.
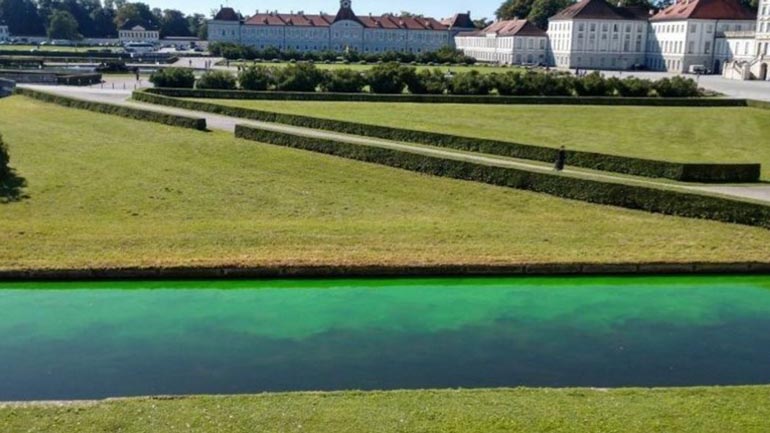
142, 0, 500, 21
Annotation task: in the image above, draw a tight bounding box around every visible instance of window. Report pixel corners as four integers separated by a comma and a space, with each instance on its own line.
707, 24, 713, 33
578, 23, 585, 31
704, 41, 711, 54
688, 41, 694, 53
590, 23, 596, 31
690, 24, 697, 33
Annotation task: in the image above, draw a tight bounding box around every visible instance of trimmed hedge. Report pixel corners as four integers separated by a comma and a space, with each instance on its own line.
16, 88, 206, 131
133, 91, 760, 183
235, 124, 770, 229
143, 87, 748, 106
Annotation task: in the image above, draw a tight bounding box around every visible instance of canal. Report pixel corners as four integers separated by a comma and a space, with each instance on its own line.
1, 275, 769, 400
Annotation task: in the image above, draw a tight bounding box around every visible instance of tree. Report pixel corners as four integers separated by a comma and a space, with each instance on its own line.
91, 6, 117, 37
0, 0, 45, 35
322, 69, 366, 93
0, 134, 10, 181
196, 70, 237, 90
114, 2, 159, 29
528, 0, 573, 29
273, 63, 326, 92
473, 17, 493, 29
149, 68, 196, 88
238, 66, 273, 91
160, 9, 191, 37
495, 0, 535, 20
47, 9, 81, 40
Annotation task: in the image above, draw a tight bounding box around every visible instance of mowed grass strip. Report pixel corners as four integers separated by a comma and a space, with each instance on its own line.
2, 96, 770, 270
2, 387, 769, 433
195, 99, 770, 179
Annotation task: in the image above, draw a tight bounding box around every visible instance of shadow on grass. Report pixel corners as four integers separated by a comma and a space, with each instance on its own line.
0, 170, 29, 203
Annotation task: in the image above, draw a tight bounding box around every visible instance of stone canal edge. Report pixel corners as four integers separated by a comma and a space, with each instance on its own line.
1, 263, 770, 281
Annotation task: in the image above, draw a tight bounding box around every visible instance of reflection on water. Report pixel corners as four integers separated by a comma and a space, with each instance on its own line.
0, 275, 769, 400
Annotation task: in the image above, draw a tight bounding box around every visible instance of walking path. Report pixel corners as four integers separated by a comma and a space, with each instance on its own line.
19, 84, 770, 204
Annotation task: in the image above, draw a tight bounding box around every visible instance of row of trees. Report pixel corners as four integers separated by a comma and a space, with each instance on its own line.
210, 43, 477, 66
0, 0, 207, 39
150, 63, 701, 97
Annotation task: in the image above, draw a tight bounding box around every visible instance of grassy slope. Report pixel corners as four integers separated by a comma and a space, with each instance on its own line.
2, 96, 770, 270
2, 387, 769, 433
197, 100, 770, 179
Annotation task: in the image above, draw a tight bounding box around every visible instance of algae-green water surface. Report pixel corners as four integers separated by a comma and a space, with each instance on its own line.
1, 275, 769, 400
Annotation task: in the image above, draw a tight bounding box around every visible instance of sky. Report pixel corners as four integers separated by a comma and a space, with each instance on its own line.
140, 0, 501, 21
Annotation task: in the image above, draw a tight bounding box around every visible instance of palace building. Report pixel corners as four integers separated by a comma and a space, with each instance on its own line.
454, 19, 549, 65
454, 0, 767, 79
208, 0, 475, 54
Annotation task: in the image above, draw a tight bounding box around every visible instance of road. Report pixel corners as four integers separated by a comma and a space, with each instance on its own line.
18, 83, 770, 205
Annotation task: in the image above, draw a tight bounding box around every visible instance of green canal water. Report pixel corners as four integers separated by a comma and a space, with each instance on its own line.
1, 275, 769, 400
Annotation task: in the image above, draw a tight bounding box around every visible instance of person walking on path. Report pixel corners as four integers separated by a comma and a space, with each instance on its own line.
554, 146, 567, 171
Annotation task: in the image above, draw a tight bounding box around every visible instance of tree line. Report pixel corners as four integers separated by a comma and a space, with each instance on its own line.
150, 62, 702, 97
0, 0, 207, 39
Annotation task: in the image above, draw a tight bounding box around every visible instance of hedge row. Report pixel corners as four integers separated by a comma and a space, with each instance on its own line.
235, 124, 770, 229
133, 91, 760, 183
15, 88, 207, 131
210, 43, 476, 65
144, 87, 747, 107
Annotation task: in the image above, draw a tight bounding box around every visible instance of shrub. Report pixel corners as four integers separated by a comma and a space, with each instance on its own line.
273, 63, 325, 92
605, 77, 648, 97
0, 133, 9, 181
238, 65, 273, 91
149, 68, 195, 88
365, 62, 415, 94
449, 71, 491, 95
196, 70, 237, 90
653, 76, 700, 97
574, 71, 610, 96
408, 69, 449, 95
322, 69, 366, 93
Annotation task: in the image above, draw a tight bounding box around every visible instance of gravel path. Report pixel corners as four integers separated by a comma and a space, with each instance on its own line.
19, 84, 770, 204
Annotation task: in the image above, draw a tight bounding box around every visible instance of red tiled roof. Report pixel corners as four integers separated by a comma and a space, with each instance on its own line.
551, 0, 648, 20
650, 0, 755, 21
478, 19, 548, 37
242, 8, 451, 29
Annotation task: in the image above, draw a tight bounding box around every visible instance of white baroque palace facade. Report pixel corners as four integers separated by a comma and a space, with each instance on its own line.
119, 23, 160, 43
455, 0, 768, 79
454, 19, 549, 65
646, 0, 755, 73
208, 0, 475, 53
547, 0, 649, 70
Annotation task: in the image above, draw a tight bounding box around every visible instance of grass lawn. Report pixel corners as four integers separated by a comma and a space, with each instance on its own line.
2, 386, 769, 433
2, 96, 770, 270
227, 61, 521, 74
194, 99, 770, 179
